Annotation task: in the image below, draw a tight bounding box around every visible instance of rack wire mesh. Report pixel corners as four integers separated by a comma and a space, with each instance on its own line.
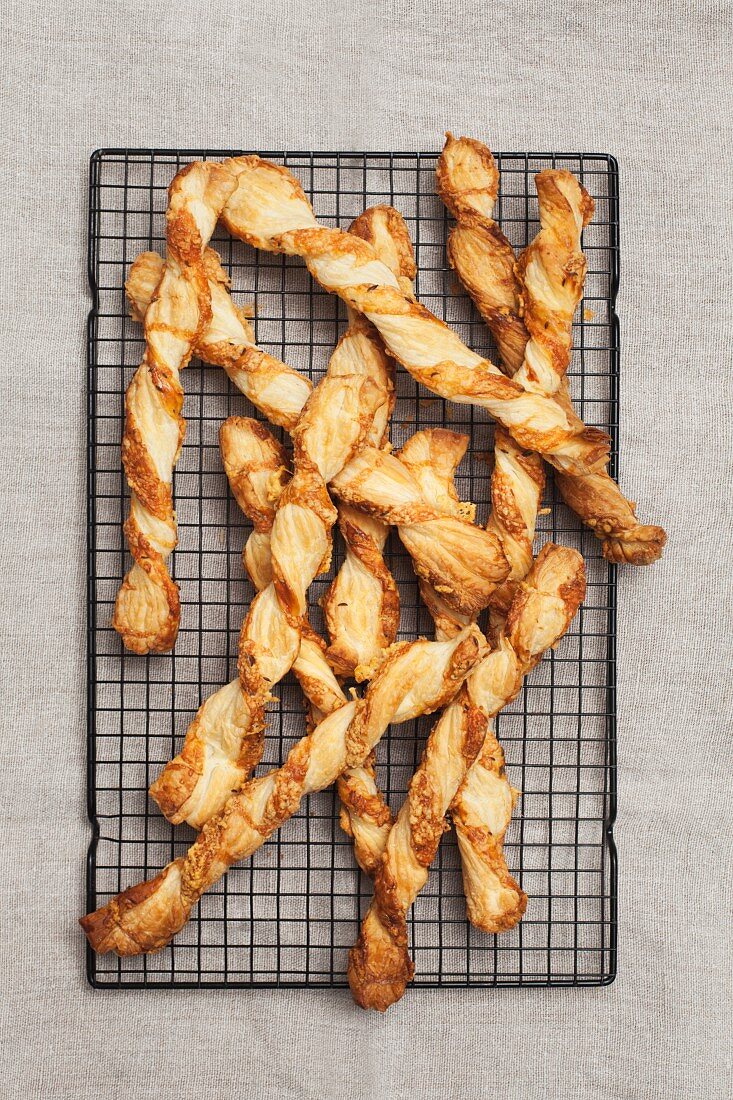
86, 149, 618, 989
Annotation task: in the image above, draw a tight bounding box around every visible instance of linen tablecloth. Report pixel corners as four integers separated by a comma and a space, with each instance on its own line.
1, 2, 731, 1096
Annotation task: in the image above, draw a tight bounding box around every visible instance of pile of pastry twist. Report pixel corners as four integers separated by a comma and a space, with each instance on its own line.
82, 135, 665, 1011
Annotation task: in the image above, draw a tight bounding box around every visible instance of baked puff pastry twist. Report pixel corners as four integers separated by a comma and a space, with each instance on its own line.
140, 420, 287, 832
220, 155, 665, 561
485, 427, 546, 615
113, 160, 238, 654
347, 544, 585, 1011
454, 545, 584, 934
330, 446, 509, 619
337, 426, 477, 875
323, 206, 416, 680
396, 427, 476, 638
437, 134, 667, 565
398, 423, 543, 929
216, 417, 344, 719
149, 329, 389, 828
81, 626, 484, 957
219, 416, 393, 875
125, 248, 312, 432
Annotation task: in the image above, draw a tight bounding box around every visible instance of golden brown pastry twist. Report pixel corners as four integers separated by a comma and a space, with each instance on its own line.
324, 504, 399, 679
219, 416, 393, 875
215, 417, 340, 712
113, 160, 238, 654
398, 423, 543, 927
436, 136, 529, 375
323, 206, 416, 679
148, 330, 388, 827
486, 427, 546, 615
219, 417, 290, 591
125, 248, 311, 431
220, 155, 665, 562
437, 134, 667, 565
396, 427, 476, 638
80, 626, 484, 957
348, 544, 585, 1011
330, 446, 509, 619
127, 212, 415, 855
136, 421, 277, 830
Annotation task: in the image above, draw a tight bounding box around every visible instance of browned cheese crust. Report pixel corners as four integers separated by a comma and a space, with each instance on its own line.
148, 319, 389, 827
436, 134, 666, 565
330, 446, 510, 619
113, 161, 238, 653
81, 628, 483, 957
347, 544, 586, 1011
322, 205, 414, 680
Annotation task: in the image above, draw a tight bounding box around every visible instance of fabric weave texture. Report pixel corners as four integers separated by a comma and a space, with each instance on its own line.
0, 1, 731, 1097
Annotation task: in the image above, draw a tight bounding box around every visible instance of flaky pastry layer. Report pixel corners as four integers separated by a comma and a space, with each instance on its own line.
149, 326, 389, 826
323, 206, 415, 679
81, 628, 483, 956
348, 544, 585, 1011
220, 154, 665, 564
437, 134, 666, 565
113, 160, 238, 654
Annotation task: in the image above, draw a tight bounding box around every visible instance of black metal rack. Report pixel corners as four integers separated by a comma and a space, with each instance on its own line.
86, 149, 618, 989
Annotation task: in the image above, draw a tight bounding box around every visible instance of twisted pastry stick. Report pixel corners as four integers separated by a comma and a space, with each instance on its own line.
330, 446, 509, 619
398, 421, 553, 934
221, 155, 665, 560
207, 418, 337, 715
436, 135, 528, 375
437, 134, 667, 565
398, 424, 544, 927
323, 206, 416, 679
324, 504, 399, 679
113, 160, 238, 653
338, 426, 476, 875
149, 333, 388, 827
396, 427, 476, 637
221, 416, 393, 874
81, 626, 484, 957
485, 427, 546, 615
139, 421, 290, 831
452, 549, 583, 935
348, 544, 586, 1011
219, 416, 290, 591
125, 248, 312, 431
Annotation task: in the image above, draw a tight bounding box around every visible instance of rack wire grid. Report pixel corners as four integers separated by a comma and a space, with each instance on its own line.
86, 148, 618, 990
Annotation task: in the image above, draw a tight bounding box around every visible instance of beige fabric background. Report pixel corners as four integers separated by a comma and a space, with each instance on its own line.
1, 1, 731, 1097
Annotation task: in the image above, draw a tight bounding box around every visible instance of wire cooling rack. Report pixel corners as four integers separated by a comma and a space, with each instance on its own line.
86, 149, 618, 989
